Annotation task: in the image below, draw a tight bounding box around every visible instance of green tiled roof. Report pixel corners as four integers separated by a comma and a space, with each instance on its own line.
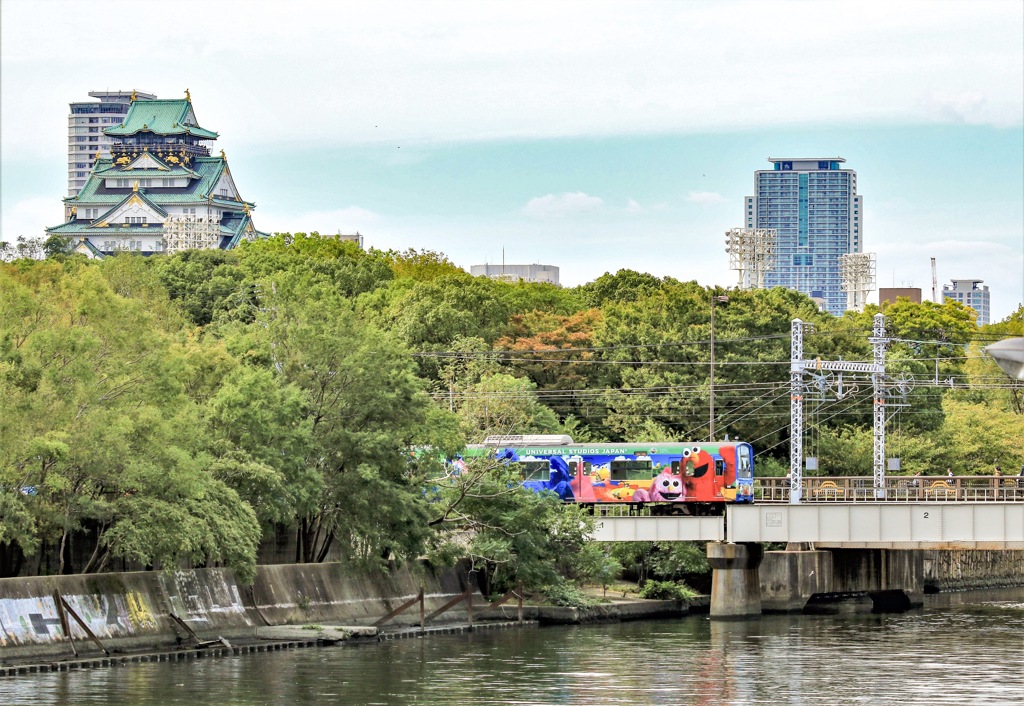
72, 238, 106, 258
67, 157, 245, 207
47, 221, 165, 235
224, 213, 270, 249
105, 99, 219, 139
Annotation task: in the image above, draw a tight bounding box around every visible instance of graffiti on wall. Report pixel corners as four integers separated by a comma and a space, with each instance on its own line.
0, 591, 157, 647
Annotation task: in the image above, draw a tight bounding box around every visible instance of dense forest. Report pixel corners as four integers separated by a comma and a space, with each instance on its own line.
2, 234, 1022, 593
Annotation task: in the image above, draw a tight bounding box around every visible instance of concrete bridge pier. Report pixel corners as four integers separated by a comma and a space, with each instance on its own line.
707, 542, 764, 619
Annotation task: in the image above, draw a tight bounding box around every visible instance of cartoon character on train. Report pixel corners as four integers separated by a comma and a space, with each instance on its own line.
504, 445, 742, 505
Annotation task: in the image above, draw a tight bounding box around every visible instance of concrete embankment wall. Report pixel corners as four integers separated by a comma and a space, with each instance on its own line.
0, 563, 473, 662
923, 549, 1024, 591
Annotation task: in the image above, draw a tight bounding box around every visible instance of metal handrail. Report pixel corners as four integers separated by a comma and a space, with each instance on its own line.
754, 475, 1020, 503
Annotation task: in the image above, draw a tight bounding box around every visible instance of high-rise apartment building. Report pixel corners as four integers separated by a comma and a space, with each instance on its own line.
68, 90, 156, 197
744, 158, 863, 315
942, 279, 990, 326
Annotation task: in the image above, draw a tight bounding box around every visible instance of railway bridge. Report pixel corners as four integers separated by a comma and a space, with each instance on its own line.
588, 475, 1024, 618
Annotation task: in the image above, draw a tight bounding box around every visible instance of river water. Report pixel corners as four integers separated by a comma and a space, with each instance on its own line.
3, 588, 1023, 705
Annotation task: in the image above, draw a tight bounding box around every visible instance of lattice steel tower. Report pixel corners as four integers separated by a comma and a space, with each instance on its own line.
725, 227, 777, 289
839, 252, 876, 313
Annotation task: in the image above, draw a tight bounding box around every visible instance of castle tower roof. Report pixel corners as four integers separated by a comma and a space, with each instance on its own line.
105, 98, 218, 140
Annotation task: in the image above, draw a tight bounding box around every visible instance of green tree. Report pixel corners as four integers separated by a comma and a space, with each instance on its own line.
152, 249, 249, 326
935, 399, 1024, 473
425, 454, 600, 594
963, 306, 1024, 414
238, 232, 394, 299
455, 372, 560, 441
43, 234, 75, 259
0, 261, 264, 579
575, 269, 668, 308
383, 248, 465, 282
229, 277, 446, 567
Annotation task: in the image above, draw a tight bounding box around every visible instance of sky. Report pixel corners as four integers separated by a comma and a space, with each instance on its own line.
2, 0, 1022, 321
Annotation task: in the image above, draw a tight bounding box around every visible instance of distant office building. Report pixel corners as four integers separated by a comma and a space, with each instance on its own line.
744, 157, 863, 316
878, 287, 922, 306
943, 279, 991, 326
330, 232, 364, 248
48, 90, 267, 257
68, 90, 157, 197
471, 263, 559, 285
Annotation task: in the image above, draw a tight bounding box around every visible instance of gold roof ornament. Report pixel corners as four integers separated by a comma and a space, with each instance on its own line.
94, 150, 101, 160
185, 88, 191, 102
243, 203, 251, 215
131, 89, 137, 102
220, 149, 226, 160
71, 206, 78, 217
132, 180, 139, 192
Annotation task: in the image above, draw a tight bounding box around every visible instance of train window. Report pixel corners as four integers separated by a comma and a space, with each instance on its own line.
671, 461, 680, 473
519, 461, 551, 481
610, 459, 653, 481
737, 446, 753, 479
715, 458, 726, 476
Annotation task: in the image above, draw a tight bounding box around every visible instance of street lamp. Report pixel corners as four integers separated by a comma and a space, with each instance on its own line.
709, 294, 729, 442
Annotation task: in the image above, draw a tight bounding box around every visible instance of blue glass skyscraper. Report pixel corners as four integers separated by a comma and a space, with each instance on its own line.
744, 158, 862, 315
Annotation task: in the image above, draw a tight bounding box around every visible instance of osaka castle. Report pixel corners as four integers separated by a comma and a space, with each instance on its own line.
47, 89, 268, 256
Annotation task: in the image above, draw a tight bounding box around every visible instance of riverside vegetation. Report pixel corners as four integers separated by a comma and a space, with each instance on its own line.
1, 234, 1021, 603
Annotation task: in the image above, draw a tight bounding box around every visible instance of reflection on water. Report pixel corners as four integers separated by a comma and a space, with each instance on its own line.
3, 588, 1024, 705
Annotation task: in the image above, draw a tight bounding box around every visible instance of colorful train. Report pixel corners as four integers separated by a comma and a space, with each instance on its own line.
465, 435, 755, 515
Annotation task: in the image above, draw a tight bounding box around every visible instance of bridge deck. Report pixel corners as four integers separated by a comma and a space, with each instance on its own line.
590, 502, 1024, 547
728, 502, 1024, 548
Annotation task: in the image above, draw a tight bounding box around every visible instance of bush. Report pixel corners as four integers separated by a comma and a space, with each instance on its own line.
638, 580, 693, 601
542, 581, 598, 608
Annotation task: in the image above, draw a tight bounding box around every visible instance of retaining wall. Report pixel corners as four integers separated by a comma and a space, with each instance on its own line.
0, 562, 473, 662
923, 549, 1024, 591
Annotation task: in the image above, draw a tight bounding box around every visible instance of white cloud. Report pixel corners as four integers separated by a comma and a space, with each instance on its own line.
919, 91, 990, 125
686, 191, 727, 205
256, 206, 381, 236
3, 1, 1021, 162
522, 192, 604, 218
1, 196, 63, 242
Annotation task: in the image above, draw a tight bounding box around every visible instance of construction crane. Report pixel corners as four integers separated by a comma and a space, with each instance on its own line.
931, 257, 938, 303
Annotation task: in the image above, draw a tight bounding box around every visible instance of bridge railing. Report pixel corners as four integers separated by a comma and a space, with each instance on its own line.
755, 475, 1020, 503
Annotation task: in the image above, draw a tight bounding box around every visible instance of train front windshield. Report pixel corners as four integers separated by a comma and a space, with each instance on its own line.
737, 444, 754, 480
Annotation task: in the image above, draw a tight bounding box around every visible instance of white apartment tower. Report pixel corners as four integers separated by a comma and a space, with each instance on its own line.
68, 90, 156, 197
744, 158, 863, 315
942, 279, 991, 326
